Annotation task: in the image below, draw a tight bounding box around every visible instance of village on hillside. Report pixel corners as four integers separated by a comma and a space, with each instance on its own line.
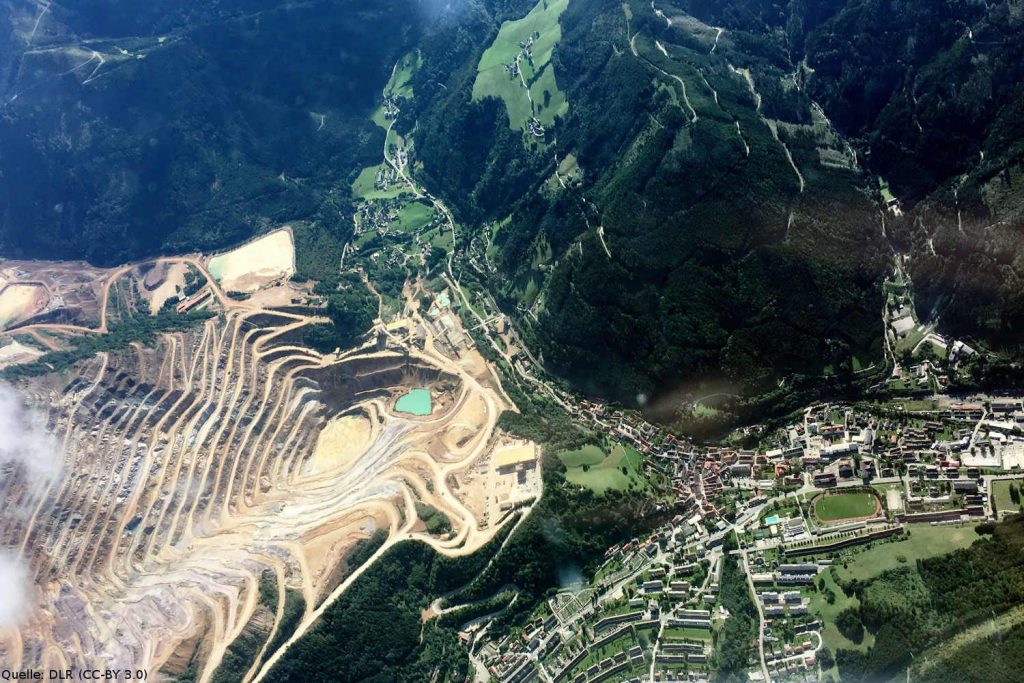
471, 390, 1024, 683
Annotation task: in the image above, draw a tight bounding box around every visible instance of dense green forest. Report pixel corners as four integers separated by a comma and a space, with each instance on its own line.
0, 0, 417, 264
715, 534, 758, 681
407, 0, 1024, 411
832, 514, 1024, 682
267, 525, 518, 682
5, 0, 1024, 410
411, 0, 889, 408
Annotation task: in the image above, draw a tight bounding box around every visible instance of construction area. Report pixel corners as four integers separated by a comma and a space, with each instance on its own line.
0, 231, 539, 682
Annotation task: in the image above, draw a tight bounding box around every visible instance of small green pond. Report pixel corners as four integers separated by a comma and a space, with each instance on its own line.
395, 388, 432, 416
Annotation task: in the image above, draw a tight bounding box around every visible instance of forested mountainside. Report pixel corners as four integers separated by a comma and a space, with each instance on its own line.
409, 0, 1024, 411
412, 0, 889, 410
674, 0, 1024, 357
0, 0, 418, 264
2, 0, 1024, 411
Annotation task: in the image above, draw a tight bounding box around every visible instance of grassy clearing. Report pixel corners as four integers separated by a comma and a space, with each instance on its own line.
895, 324, 926, 354
430, 227, 454, 250
663, 626, 712, 641
835, 525, 979, 583
392, 201, 434, 232
559, 444, 648, 494
813, 492, 878, 521
810, 569, 873, 655
473, 0, 569, 129
992, 479, 1024, 515
351, 163, 411, 201
559, 444, 605, 467
896, 398, 940, 411
878, 176, 895, 204
385, 50, 420, 100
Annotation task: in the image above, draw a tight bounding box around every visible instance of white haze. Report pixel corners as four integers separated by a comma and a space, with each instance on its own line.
0, 382, 60, 627
0, 552, 29, 626
0, 381, 60, 486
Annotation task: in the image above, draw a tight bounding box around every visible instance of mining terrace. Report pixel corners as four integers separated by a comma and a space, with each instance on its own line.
0, 228, 539, 680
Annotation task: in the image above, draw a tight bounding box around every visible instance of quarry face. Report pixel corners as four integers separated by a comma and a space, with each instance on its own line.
0, 239, 537, 680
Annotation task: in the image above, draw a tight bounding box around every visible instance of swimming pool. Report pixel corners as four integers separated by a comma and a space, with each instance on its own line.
763, 515, 780, 526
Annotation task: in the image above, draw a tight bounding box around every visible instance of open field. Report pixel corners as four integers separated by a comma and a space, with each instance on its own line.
473, 0, 569, 129
393, 201, 435, 232
813, 491, 879, 522
835, 525, 979, 583
207, 228, 295, 292
558, 444, 605, 467
993, 479, 1024, 515
385, 50, 420, 100
351, 163, 411, 200
810, 569, 874, 655
559, 444, 647, 494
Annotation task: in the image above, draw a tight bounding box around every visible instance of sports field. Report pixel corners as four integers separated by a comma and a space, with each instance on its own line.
813, 491, 879, 522
559, 444, 647, 494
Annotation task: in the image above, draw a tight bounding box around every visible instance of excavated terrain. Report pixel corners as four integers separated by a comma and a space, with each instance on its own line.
0, 245, 532, 681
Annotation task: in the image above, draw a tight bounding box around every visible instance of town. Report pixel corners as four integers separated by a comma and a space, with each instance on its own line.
464, 390, 1024, 683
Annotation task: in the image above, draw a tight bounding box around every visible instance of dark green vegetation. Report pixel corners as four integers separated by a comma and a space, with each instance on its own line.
210, 531, 388, 682
715, 534, 758, 681
409, 0, 1024, 415
912, 621, 1024, 683
831, 514, 1024, 682
413, 0, 889, 414
414, 502, 453, 535
5, 0, 1024, 414
210, 573, 280, 683
0, 0, 420, 265
268, 525, 517, 682
0, 309, 213, 380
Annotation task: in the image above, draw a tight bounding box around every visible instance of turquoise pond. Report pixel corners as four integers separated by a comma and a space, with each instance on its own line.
395, 388, 432, 416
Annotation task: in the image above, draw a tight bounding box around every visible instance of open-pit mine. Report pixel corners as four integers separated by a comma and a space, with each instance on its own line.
0, 229, 538, 681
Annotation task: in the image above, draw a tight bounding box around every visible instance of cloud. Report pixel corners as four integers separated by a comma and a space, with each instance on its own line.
0, 552, 29, 627
0, 381, 60, 489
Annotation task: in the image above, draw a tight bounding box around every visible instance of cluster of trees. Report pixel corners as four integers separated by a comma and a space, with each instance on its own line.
414, 502, 453, 535
714, 534, 759, 680
0, 0, 415, 266
2, 309, 214, 381
300, 271, 378, 354
834, 514, 1024, 681
267, 523, 518, 682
